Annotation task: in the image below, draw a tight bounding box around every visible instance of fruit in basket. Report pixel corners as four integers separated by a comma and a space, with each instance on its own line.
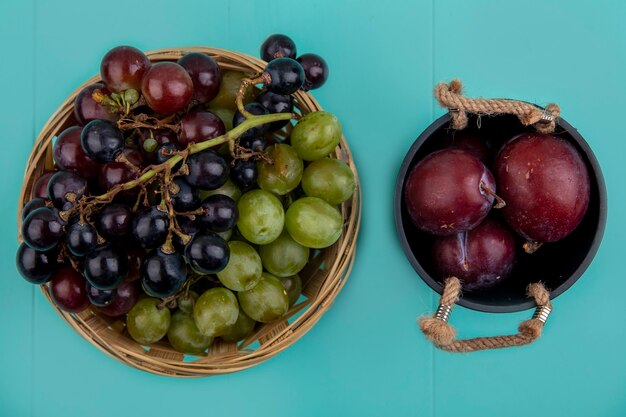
84, 243, 128, 290
238, 273, 289, 323
48, 267, 90, 313
193, 287, 239, 337
16, 243, 60, 284
141, 62, 193, 114
494, 133, 590, 248
53, 126, 101, 179
259, 231, 309, 277
100, 46, 151, 92
141, 248, 188, 297
22, 207, 66, 251
237, 190, 285, 245
217, 241, 262, 291
185, 231, 230, 274
263, 58, 305, 95
221, 310, 256, 343
168, 310, 214, 354
291, 111, 342, 161
277, 274, 302, 307
297, 53, 329, 91
260, 34, 297, 62
127, 298, 171, 345
74, 83, 118, 125
177, 52, 221, 104
98, 280, 140, 317
301, 158, 355, 205
285, 197, 343, 249
65, 221, 98, 257
257, 144, 304, 195
85, 282, 116, 307
179, 110, 225, 147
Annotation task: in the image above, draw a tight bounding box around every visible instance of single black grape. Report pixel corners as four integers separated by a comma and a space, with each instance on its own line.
47, 171, 88, 210
256, 91, 293, 131
22, 198, 47, 219
185, 151, 229, 190
263, 58, 304, 95
184, 231, 230, 274
230, 160, 257, 190
233, 103, 270, 139
83, 243, 128, 290
16, 243, 60, 284
97, 203, 132, 239
297, 53, 329, 91
239, 136, 267, 152
260, 34, 297, 62
141, 248, 188, 298
65, 221, 98, 257
80, 119, 125, 163
155, 142, 180, 164
22, 207, 66, 251
171, 178, 201, 212
197, 194, 238, 232
86, 281, 116, 307
131, 206, 170, 249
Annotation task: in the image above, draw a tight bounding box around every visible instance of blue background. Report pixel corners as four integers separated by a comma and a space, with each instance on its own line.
1, 0, 625, 415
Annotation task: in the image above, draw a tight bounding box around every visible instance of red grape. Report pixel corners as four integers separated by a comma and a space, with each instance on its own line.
99, 162, 137, 192
141, 62, 193, 114
53, 126, 101, 180
260, 34, 297, 61
100, 46, 151, 92
433, 218, 517, 290
74, 83, 117, 125
21, 207, 66, 251
48, 267, 90, 313
47, 171, 88, 210
97, 280, 140, 317
177, 52, 222, 103
32, 172, 56, 199
296, 53, 329, 91
179, 110, 225, 148
404, 149, 496, 235
494, 133, 590, 244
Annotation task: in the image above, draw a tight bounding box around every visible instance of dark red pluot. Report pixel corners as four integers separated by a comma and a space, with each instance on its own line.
32, 172, 56, 199
433, 218, 517, 290
53, 126, 101, 180
74, 83, 117, 125
100, 46, 151, 92
97, 280, 140, 317
441, 132, 490, 164
494, 133, 590, 243
178, 52, 222, 103
404, 149, 495, 235
179, 110, 225, 148
48, 267, 90, 313
141, 62, 193, 114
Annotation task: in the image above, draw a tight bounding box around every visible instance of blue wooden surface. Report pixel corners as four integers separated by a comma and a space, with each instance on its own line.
1, 0, 625, 416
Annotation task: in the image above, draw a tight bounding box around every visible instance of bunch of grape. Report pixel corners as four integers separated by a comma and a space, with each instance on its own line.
17, 35, 355, 354
404, 130, 590, 291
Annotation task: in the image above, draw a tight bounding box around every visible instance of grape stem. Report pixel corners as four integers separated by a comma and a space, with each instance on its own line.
235, 74, 270, 117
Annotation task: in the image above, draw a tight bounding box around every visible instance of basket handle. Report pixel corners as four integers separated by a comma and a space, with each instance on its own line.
418, 277, 552, 352
434, 79, 561, 134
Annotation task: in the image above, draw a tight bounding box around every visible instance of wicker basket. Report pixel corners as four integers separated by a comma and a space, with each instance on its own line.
16, 47, 362, 377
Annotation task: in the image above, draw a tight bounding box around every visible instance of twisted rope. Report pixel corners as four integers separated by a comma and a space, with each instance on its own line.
434, 79, 561, 134
419, 277, 552, 352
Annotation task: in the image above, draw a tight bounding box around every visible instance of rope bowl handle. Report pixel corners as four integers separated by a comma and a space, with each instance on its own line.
419, 277, 552, 352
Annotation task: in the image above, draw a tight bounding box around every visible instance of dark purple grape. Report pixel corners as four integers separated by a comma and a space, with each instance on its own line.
233, 103, 270, 139
185, 150, 229, 190
230, 160, 257, 190
16, 243, 60, 284
126, 248, 144, 282
48, 267, 90, 313
131, 206, 170, 249
198, 194, 238, 232
22, 207, 66, 251
97, 203, 132, 239
177, 52, 222, 104
297, 53, 329, 91
255, 91, 293, 131
65, 221, 98, 257
86, 281, 116, 307
47, 171, 88, 210
260, 34, 297, 62
184, 231, 230, 274
179, 110, 225, 148
100, 46, 151, 92
141, 62, 193, 114
74, 83, 118, 125
155, 142, 180, 164
32, 172, 55, 199
97, 280, 140, 317
172, 216, 200, 253
83, 244, 128, 290
22, 198, 47, 220
81, 119, 125, 163
263, 58, 304, 95
239, 136, 267, 152
171, 178, 201, 212
54, 126, 101, 180
141, 248, 188, 298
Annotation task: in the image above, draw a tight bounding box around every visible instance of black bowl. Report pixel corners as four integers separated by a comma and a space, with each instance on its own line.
394, 113, 607, 313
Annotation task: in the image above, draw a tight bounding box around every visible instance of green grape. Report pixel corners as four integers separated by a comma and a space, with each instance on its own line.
127, 298, 171, 345
208, 106, 235, 131
221, 310, 256, 343
177, 290, 198, 315
277, 274, 302, 307
209, 71, 257, 111
290, 111, 342, 161
257, 144, 303, 195
237, 190, 284, 244
167, 310, 213, 354
259, 231, 309, 277
301, 158, 355, 205
199, 179, 242, 202
193, 287, 239, 337
238, 273, 289, 323
285, 197, 342, 249
216, 229, 232, 242
217, 241, 262, 291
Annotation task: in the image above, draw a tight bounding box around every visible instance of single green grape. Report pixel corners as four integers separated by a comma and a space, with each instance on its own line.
290, 111, 342, 161
209, 71, 257, 111
257, 144, 303, 195
199, 179, 241, 202
208, 106, 235, 131
301, 158, 355, 205
193, 287, 239, 337
277, 274, 302, 307
167, 310, 213, 354
285, 197, 343, 249
259, 231, 309, 277
220, 310, 257, 343
177, 290, 198, 315
127, 298, 171, 345
217, 241, 262, 291
237, 190, 284, 245
238, 273, 289, 323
